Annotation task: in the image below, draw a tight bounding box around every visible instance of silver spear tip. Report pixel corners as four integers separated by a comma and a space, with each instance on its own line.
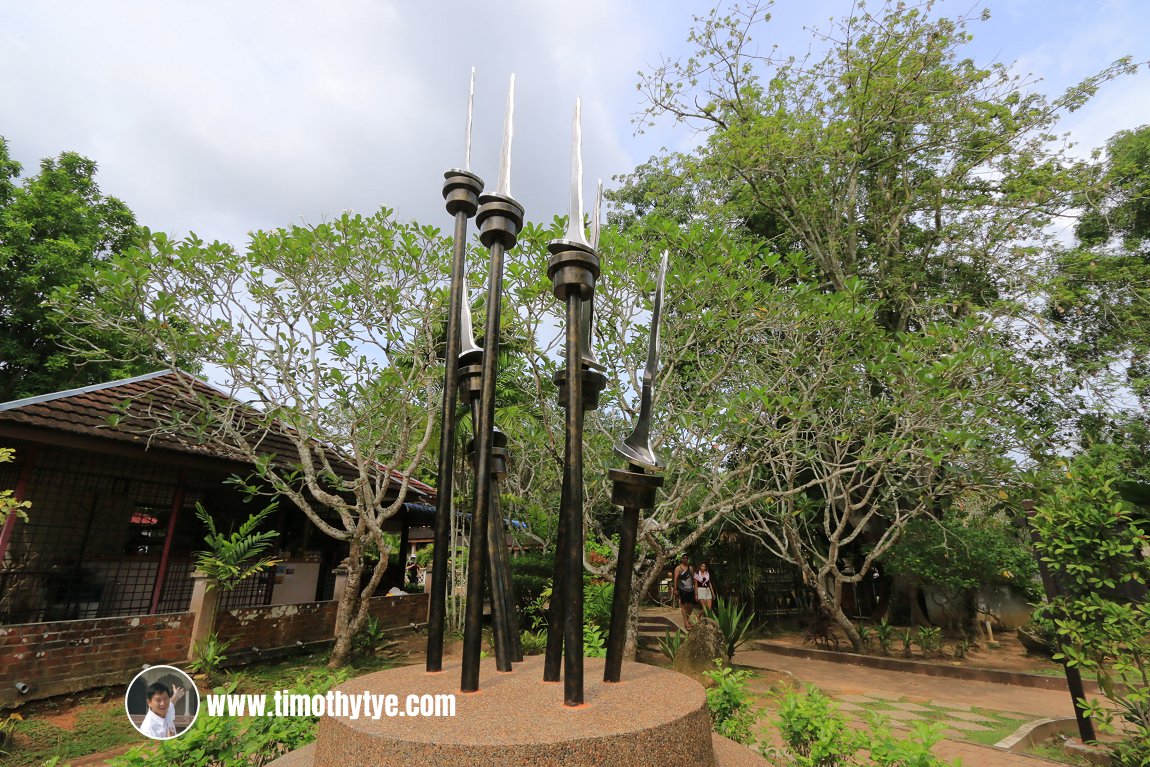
459, 274, 483, 359
496, 73, 515, 197
564, 98, 589, 245
464, 67, 476, 172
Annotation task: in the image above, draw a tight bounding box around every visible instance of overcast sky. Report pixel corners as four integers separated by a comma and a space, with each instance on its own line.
2, 0, 1149, 250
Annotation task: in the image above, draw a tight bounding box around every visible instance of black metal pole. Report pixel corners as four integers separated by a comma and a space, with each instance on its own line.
1023, 501, 1096, 743
605, 506, 639, 681
427, 170, 482, 673
561, 293, 585, 706
604, 252, 667, 683
490, 486, 524, 662
486, 473, 513, 671
544, 440, 571, 681
604, 467, 662, 682
460, 194, 522, 693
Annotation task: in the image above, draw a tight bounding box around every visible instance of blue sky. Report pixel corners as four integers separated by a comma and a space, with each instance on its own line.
1, 0, 1147, 248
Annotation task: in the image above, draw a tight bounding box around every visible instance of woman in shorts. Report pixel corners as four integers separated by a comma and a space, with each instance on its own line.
673, 555, 697, 629
694, 561, 715, 613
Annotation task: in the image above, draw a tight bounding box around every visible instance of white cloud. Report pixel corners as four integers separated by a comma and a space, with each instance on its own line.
1, 0, 1147, 249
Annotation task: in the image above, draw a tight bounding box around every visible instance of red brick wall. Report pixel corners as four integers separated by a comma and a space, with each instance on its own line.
0, 613, 193, 707
215, 593, 428, 651
0, 594, 428, 707
215, 601, 338, 650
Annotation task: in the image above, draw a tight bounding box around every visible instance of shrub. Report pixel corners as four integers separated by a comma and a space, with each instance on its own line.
875, 620, 895, 656
194, 503, 280, 591
187, 632, 232, 680
703, 661, 761, 745
109, 669, 351, 767
519, 629, 547, 655
509, 551, 554, 614
770, 686, 957, 767
774, 687, 859, 766
659, 629, 686, 660
352, 616, 387, 657
583, 581, 614, 630
583, 623, 606, 658
1032, 448, 1150, 767
707, 596, 755, 660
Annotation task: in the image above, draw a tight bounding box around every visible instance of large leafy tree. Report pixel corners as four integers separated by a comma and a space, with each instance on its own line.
1031, 447, 1150, 766
0, 138, 150, 401
1050, 124, 1150, 417
608, 0, 1136, 649
54, 210, 448, 667
627, 2, 1134, 333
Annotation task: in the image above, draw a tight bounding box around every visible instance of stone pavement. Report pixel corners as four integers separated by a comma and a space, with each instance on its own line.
735, 647, 1078, 766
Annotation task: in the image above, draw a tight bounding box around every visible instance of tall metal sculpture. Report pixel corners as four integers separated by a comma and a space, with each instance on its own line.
541, 100, 607, 706
427, 68, 481, 674
605, 252, 668, 682
458, 74, 524, 693
427, 75, 664, 706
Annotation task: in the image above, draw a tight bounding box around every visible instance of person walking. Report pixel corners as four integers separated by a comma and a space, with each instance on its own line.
694, 561, 715, 613
673, 554, 697, 629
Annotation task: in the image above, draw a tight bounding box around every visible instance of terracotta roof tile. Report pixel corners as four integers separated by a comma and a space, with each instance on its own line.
0, 370, 434, 499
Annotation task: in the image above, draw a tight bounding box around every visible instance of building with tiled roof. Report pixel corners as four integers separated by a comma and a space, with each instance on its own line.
0, 370, 434, 626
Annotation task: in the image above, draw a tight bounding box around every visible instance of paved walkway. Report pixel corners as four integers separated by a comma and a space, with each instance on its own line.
735, 647, 1077, 767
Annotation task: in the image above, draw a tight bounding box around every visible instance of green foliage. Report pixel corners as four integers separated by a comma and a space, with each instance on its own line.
771, 686, 957, 767
108, 669, 351, 767
519, 629, 547, 656
509, 551, 554, 618
706, 596, 755, 660
194, 503, 281, 591
613, 0, 1135, 654
415, 545, 434, 568
583, 580, 614, 630
0, 712, 22, 756
187, 632, 231, 679
914, 627, 942, 659
865, 717, 955, 767
53, 208, 456, 667
774, 687, 860, 767
702, 661, 761, 745
582, 623, 606, 658
875, 620, 896, 657
884, 513, 1040, 602
351, 616, 387, 657
0, 448, 30, 526
0, 138, 153, 400
525, 583, 552, 631
1032, 448, 1150, 765
658, 629, 686, 661
1053, 125, 1150, 401
951, 639, 971, 659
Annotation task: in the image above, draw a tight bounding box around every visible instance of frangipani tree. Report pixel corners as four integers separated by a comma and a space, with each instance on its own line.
54, 209, 449, 666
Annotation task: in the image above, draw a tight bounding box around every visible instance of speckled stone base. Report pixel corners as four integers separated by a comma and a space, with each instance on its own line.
265, 655, 769, 767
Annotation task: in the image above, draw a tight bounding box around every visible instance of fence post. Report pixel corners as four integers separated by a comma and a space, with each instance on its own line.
187, 571, 220, 662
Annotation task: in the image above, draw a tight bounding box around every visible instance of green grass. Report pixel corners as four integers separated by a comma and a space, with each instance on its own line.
839, 699, 1023, 746
743, 671, 1028, 749
2, 650, 398, 767
1027, 737, 1094, 766
3, 699, 138, 767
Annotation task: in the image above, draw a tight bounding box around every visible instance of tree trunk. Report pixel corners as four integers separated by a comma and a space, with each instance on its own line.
623, 578, 644, 660
819, 580, 863, 653
328, 543, 363, 668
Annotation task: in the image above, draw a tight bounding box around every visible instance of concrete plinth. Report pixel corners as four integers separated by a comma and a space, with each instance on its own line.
267, 655, 768, 767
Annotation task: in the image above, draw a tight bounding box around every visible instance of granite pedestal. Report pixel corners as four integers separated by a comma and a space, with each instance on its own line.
267, 655, 768, 767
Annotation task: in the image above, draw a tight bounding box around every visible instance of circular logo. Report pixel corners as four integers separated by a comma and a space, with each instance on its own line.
124, 665, 199, 740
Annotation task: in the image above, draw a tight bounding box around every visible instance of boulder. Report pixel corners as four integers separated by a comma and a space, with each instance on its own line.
672, 617, 726, 685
